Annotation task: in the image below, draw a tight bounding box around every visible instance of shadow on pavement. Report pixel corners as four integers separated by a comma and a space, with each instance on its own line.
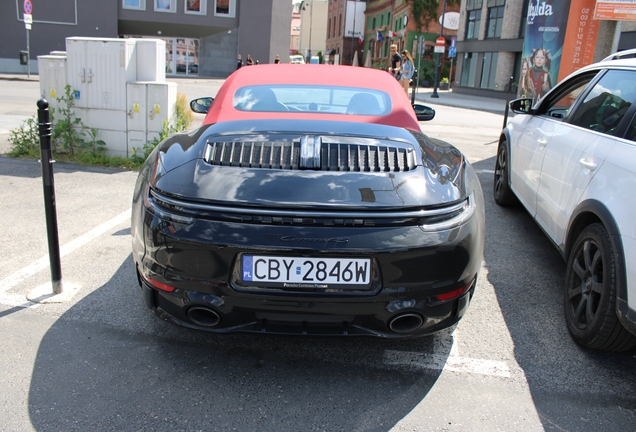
473, 156, 636, 430
27, 255, 452, 430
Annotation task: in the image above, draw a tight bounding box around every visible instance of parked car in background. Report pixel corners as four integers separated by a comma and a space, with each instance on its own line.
132, 64, 485, 338
289, 54, 305, 64
188, 63, 198, 73
494, 49, 636, 351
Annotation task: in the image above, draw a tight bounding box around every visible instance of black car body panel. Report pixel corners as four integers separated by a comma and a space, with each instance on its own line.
132, 119, 484, 338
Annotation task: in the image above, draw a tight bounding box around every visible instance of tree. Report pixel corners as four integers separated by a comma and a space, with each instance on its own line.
410, 0, 459, 31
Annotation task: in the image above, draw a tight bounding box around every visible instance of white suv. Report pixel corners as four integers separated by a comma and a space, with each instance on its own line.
494, 49, 636, 351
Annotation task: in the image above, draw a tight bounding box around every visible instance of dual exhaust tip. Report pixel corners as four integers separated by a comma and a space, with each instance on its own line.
187, 306, 221, 327
388, 313, 424, 333
187, 307, 424, 334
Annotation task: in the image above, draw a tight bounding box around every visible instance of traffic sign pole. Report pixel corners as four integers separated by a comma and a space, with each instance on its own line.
431, 0, 447, 99
24, 0, 33, 78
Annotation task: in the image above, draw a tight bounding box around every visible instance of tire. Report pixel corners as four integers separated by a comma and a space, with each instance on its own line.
564, 223, 636, 351
493, 139, 517, 206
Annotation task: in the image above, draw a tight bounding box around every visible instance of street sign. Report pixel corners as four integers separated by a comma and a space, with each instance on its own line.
418, 35, 424, 55
24, 14, 32, 24
24, 0, 33, 14
449, 46, 456, 58
434, 37, 445, 54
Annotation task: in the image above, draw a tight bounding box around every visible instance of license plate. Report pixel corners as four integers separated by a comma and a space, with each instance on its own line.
241, 255, 371, 289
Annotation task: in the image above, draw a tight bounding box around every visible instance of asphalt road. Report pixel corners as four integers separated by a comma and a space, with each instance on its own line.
0, 78, 635, 431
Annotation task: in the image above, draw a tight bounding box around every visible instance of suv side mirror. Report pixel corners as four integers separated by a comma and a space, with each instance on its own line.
190, 97, 214, 114
412, 103, 435, 121
509, 98, 534, 114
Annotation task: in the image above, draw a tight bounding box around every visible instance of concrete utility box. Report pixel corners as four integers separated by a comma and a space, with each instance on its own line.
56, 36, 174, 158
147, 82, 177, 137
136, 39, 166, 82
126, 81, 177, 154
66, 37, 137, 111
37, 55, 67, 111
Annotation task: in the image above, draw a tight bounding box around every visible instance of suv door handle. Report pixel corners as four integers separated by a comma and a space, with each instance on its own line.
579, 159, 597, 171
537, 138, 548, 146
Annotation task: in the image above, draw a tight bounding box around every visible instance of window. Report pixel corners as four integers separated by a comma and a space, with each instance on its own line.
123, 0, 145, 10
480, 52, 498, 89
466, 0, 483, 40
233, 85, 392, 116
486, 0, 505, 38
568, 70, 636, 136
155, 0, 175, 12
460, 52, 477, 87
185, 0, 207, 15
539, 72, 598, 120
215, 0, 234, 17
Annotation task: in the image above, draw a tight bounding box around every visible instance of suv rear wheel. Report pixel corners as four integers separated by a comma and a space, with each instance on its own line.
564, 223, 636, 351
493, 139, 517, 206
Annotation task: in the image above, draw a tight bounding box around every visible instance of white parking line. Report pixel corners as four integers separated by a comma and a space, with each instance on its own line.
0, 209, 131, 295
383, 350, 511, 378
480, 169, 495, 174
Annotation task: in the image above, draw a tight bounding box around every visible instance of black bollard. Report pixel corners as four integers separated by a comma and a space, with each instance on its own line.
37, 98, 63, 294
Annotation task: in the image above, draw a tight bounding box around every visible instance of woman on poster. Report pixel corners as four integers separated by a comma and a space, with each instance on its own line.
529, 48, 551, 100
518, 57, 536, 100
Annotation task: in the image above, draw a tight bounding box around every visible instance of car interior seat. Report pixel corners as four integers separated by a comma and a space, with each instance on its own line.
346, 93, 381, 115
249, 87, 287, 112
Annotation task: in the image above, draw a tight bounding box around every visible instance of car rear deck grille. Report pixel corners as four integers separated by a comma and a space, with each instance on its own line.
204, 141, 417, 172
206, 141, 302, 170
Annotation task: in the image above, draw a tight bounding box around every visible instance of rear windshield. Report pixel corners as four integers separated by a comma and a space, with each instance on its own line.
232, 85, 392, 116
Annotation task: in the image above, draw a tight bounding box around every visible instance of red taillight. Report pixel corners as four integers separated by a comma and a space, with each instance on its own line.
435, 281, 472, 301
146, 277, 175, 293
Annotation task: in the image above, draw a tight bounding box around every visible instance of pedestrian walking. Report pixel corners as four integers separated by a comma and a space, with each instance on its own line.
389, 44, 401, 80
236, 54, 243, 70
399, 50, 415, 96
274, 54, 281, 64
246, 54, 254, 66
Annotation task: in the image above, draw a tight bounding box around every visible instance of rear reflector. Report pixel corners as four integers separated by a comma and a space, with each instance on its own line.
435, 281, 472, 301
146, 277, 175, 293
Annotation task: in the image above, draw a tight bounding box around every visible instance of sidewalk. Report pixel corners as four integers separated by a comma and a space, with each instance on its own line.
413, 87, 508, 115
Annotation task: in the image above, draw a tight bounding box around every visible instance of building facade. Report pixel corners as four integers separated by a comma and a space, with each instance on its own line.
298, 0, 329, 62
453, 0, 636, 99
360, 0, 459, 84
1, 0, 292, 77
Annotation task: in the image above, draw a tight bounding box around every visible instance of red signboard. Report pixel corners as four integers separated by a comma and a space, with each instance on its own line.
436, 37, 445, 46
24, 0, 33, 14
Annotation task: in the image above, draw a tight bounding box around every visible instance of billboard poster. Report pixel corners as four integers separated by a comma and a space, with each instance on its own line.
518, 0, 572, 100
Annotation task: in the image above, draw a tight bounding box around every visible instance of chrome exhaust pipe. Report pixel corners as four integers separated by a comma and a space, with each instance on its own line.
187, 306, 221, 327
389, 313, 424, 333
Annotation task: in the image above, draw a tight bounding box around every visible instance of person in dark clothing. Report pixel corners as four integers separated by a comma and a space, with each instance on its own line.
236, 54, 243, 70
274, 54, 281, 64
389, 44, 401, 80
246, 54, 254, 66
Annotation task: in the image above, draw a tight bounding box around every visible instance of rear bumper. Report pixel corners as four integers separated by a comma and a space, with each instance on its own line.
139, 275, 474, 338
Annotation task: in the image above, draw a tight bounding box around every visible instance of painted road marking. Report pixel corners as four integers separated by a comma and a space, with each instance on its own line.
0, 209, 130, 295
383, 332, 511, 378
383, 350, 511, 378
